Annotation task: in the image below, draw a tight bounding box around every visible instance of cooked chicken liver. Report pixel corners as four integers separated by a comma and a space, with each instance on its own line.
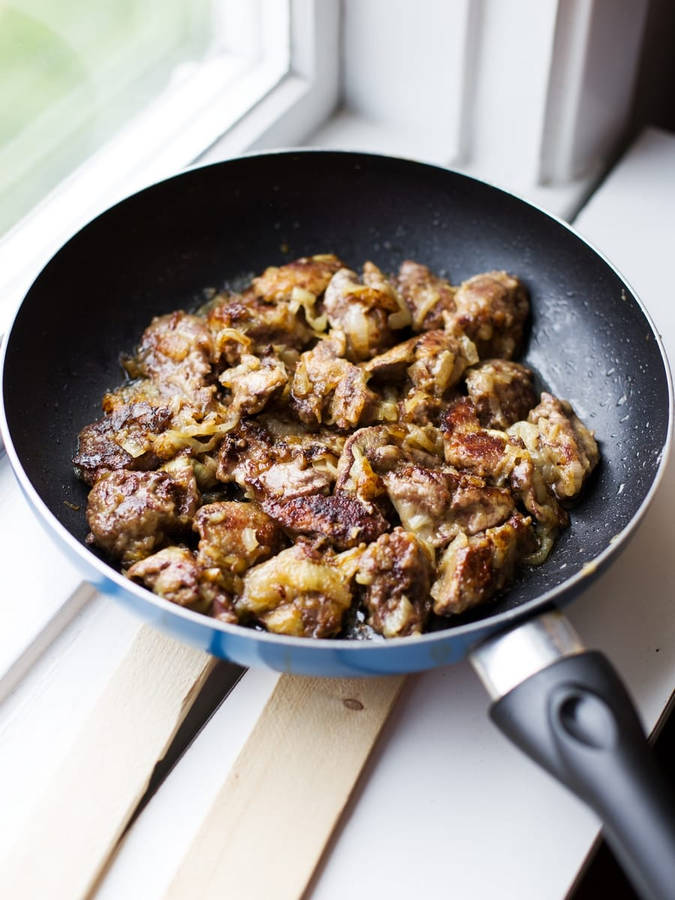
75, 254, 598, 638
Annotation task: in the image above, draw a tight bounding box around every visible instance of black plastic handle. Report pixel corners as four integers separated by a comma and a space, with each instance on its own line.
490, 651, 675, 900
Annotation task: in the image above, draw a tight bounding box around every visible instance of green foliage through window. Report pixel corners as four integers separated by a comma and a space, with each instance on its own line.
0, 0, 210, 235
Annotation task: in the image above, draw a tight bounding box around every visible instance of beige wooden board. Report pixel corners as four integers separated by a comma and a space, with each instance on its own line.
1, 625, 215, 900
165, 672, 405, 900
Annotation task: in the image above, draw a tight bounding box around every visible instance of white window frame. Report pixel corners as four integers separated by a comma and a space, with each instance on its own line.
0, 0, 340, 332
308, 0, 649, 220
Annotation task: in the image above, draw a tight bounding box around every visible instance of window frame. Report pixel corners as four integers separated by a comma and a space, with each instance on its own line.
308, 0, 648, 220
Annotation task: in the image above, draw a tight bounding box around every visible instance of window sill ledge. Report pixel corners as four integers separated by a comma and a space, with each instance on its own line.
306, 108, 603, 221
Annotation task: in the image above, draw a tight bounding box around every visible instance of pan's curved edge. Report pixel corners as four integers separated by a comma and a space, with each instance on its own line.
1, 150, 672, 677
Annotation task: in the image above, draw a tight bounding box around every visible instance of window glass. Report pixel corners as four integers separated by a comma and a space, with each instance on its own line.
0, 0, 212, 236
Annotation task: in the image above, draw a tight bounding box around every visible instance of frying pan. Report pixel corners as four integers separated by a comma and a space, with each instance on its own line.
2, 150, 674, 898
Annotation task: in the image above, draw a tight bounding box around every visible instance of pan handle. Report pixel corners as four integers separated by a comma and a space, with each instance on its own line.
470, 611, 675, 900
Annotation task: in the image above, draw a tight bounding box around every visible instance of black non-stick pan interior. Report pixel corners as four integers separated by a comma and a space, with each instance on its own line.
3, 151, 670, 624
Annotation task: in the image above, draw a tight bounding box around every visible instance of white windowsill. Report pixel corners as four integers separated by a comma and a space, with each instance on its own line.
306, 108, 603, 221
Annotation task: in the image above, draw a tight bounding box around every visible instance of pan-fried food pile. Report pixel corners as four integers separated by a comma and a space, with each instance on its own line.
73, 254, 599, 639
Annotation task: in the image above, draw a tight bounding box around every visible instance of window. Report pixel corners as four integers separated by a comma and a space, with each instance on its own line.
0, 0, 342, 332
0, 0, 648, 332
1, 0, 215, 236
307, 0, 648, 220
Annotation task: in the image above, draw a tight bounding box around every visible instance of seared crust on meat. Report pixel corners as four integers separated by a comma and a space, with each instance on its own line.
465, 359, 537, 428
357, 528, 433, 637
443, 397, 568, 559
206, 255, 344, 357
443, 398, 522, 481
207, 291, 315, 352
249, 254, 344, 303
510, 392, 599, 500
76, 253, 599, 637
219, 353, 288, 416
194, 501, 283, 574
262, 492, 389, 549
290, 336, 378, 429
134, 311, 216, 395
216, 419, 336, 501
408, 330, 478, 397
431, 514, 535, 616
86, 465, 198, 567
397, 260, 456, 331
323, 264, 407, 361
447, 271, 529, 359
238, 543, 354, 637
73, 401, 172, 485
127, 546, 237, 621
382, 463, 514, 548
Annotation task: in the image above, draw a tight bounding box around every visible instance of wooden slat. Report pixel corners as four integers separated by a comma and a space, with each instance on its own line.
165, 673, 405, 900
1, 625, 216, 900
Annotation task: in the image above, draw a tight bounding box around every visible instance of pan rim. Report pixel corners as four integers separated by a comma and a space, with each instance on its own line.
1, 148, 672, 656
